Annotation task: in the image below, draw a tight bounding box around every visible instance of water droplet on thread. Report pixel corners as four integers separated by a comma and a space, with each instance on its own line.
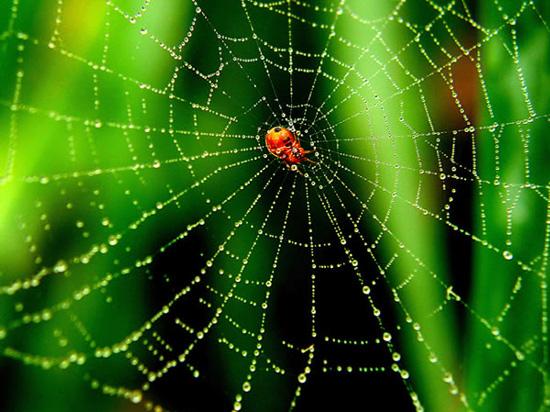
503, 250, 513, 260
54, 260, 68, 273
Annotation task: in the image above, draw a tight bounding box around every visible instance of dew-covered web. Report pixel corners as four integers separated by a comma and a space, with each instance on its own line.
0, 0, 549, 411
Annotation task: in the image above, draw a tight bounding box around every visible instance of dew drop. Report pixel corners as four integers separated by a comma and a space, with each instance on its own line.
54, 260, 68, 273
131, 391, 142, 403
515, 351, 525, 361
502, 250, 513, 260
443, 372, 454, 383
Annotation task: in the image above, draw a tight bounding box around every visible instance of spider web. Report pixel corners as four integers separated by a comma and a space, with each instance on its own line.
0, 0, 549, 411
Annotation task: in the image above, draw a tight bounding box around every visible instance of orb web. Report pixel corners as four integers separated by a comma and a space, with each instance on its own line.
0, 0, 548, 411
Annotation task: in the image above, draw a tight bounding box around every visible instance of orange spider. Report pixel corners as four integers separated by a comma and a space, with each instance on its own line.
265, 126, 315, 171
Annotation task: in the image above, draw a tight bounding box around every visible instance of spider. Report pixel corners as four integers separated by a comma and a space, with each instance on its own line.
265, 126, 315, 173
